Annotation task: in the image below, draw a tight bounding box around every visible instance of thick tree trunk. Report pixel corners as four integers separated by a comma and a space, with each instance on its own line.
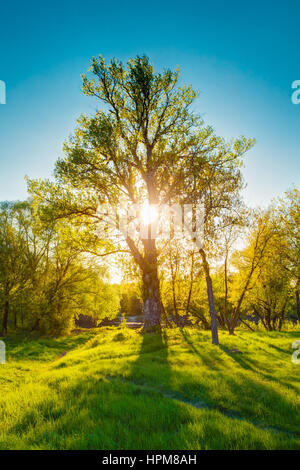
126, 234, 162, 332
199, 248, 219, 345
2, 300, 9, 336
142, 238, 162, 332
142, 270, 162, 332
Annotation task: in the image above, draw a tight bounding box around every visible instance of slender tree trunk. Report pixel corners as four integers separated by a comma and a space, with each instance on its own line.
228, 323, 235, 335
278, 299, 288, 331
296, 290, 300, 323
265, 311, 272, 331
2, 299, 9, 336
254, 307, 267, 331
228, 268, 257, 334
199, 248, 219, 345
186, 250, 194, 315
222, 250, 229, 328
239, 317, 255, 332
161, 302, 172, 328
169, 247, 179, 323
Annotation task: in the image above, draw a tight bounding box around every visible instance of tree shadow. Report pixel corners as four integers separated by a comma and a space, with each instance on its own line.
218, 342, 300, 393
196, 343, 300, 434
179, 328, 222, 371
127, 328, 173, 394
4, 330, 98, 362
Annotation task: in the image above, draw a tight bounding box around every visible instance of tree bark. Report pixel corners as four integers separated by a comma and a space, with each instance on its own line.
142, 266, 162, 332
142, 238, 162, 332
125, 234, 162, 332
199, 248, 219, 345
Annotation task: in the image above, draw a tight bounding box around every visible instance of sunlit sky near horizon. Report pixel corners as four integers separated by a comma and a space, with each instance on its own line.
0, 0, 299, 208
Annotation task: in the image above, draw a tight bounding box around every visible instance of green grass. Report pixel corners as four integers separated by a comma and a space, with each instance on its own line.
0, 327, 299, 450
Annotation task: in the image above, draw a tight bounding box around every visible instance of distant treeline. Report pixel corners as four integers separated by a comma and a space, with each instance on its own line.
0, 188, 299, 336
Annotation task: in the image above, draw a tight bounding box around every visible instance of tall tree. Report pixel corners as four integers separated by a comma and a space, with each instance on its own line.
32, 55, 253, 335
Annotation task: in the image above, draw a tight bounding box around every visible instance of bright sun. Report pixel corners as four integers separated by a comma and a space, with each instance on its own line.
140, 204, 158, 225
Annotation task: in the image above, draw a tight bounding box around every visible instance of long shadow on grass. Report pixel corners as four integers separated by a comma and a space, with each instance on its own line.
179, 328, 221, 371
218, 343, 300, 394
179, 331, 300, 435
128, 329, 172, 388
4, 330, 98, 362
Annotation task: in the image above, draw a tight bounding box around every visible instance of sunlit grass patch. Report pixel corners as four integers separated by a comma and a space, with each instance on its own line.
0, 328, 299, 449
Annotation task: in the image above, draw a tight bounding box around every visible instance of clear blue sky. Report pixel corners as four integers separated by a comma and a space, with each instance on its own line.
0, 0, 299, 206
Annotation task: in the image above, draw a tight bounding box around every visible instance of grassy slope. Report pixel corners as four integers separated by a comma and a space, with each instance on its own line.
0, 328, 299, 450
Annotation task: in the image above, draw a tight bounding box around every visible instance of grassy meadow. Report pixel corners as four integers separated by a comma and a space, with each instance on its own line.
0, 327, 299, 450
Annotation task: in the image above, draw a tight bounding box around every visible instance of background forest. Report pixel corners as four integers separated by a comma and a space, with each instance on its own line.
0, 186, 299, 336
